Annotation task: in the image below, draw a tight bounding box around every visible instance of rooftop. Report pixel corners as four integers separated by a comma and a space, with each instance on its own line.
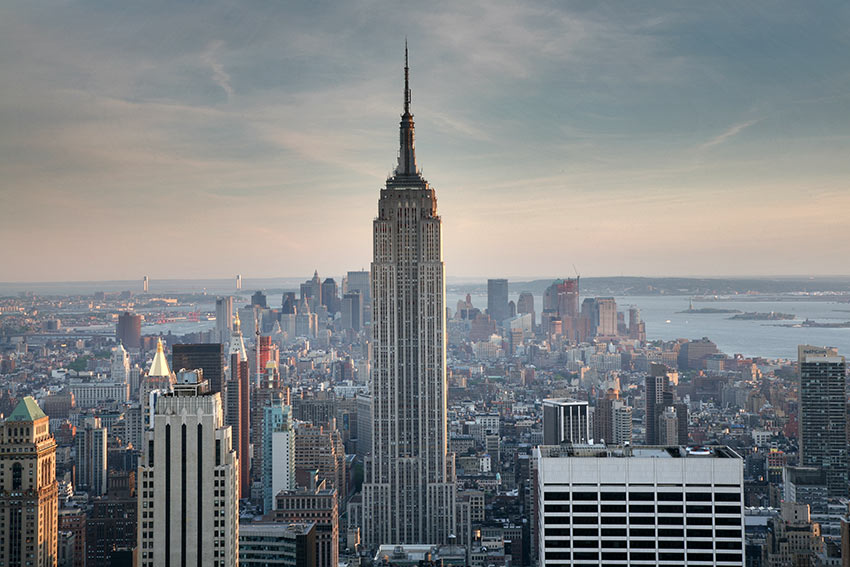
6, 396, 47, 422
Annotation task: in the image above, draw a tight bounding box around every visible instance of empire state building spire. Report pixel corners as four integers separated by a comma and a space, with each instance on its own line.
396, 42, 417, 176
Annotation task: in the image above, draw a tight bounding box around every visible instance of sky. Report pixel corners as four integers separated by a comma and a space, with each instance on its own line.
1, 1, 849, 282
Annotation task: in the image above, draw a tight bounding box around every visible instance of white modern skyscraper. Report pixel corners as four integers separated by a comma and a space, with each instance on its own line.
263, 398, 295, 514
137, 370, 239, 567
543, 399, 590, 445
362, 46, 455, 547
536, 445, 745, 566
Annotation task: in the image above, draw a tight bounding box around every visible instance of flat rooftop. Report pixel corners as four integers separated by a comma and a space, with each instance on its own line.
538, 444, 741, 459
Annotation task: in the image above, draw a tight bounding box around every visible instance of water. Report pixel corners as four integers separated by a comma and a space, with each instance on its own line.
447, 292, 850, 360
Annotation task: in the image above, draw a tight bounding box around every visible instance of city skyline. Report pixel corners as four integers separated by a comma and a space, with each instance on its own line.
2, 2, 849, 281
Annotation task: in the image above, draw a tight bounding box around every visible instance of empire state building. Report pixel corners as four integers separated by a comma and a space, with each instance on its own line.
362, 47, 456, 547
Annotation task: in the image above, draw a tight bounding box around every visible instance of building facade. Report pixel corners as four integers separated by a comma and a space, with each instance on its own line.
362, 47, 456, 547
0, 397, 58, 567
798, 345, 847, 496
137, 372, 239, 567
536, 445, 745, 566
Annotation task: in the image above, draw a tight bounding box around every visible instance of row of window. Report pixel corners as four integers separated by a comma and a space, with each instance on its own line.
545, 538, 742, 549
544, 527, 742, 538
545, 503, 740, 514
545, 550, 743, 562
544, 491, 741, 502
544, 515, 741, 527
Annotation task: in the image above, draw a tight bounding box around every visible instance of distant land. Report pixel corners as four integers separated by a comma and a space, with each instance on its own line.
3, 276, 850, 298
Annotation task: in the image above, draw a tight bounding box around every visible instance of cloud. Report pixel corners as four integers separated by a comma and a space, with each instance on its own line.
202, 41, 234, 98
699, 119, 759, 150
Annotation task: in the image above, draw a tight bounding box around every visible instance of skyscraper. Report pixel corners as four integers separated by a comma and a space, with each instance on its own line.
542, 398, 590, 445
216, 296, 234, 344
137, 370, 239, 567
362, 47, 455, 547
262, 398, 295, 514
116, 311, 142, 350
798, 345, 847, 495
487, 278, 509, 323
75, 415, 107, 496
0, 397, 58, 567
172, 343, 225, 395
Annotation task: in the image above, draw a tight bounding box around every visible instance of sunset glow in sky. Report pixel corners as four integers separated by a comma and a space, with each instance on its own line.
2, 2, 849, 281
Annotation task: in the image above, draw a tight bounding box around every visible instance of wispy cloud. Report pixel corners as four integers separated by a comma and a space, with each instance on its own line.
202, 41, 234, 98
699, 119, 759, 150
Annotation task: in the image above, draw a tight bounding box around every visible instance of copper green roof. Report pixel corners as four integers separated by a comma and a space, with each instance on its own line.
6, 396, 47, 422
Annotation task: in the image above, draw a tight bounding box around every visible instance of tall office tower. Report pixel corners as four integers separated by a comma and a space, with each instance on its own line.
216, 296, 234, 344
236, 274, 242, 290
593, 388, 619, 445
143, 275, 149, 293
224, 313, 251, 496
75, 416, 107, 496
517, 291, 535, 329
86, 471, 137, 567
612, 401, 633, 445
487, 278, 509, 323
362, 48, 456, 547
542, 399, 590, 445
346, 270, 370, 304
239, 523, 317, 567
628, 307, 645, 342
0, 397, 58, 567
252, 362, 290, 486
536, 445, 745, 566
262, 398, 295, 514
798, 345, 847, 495
251, 290, 267, 308
281, 292, 297, 314
172, 343, 225, 395
140, 339, 175, 430
543, 278, 579, 317
644, 363, 686, 445
300, 271, 322, 312
595, 297, 618, 337
321, 278, 339, 314
116, 311, 142, 350
341, 291, 362, 331
137, 370, 239, 567
111, 343, 130, 384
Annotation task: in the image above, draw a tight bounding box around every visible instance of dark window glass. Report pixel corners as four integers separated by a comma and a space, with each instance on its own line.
574, 516, 597, 524
573, 492, 597, 500
658, 528, 684, 537
602, 552, 627, 560
715, 517, 741, 526
544, 528, 570, 537
687, 529, 713, 538
630, 552, 656, 560
687, 505, 713, 514
630, 540, 656, 548
715, 493, 741, 502
660, 552, 686, 560
574, 540, 598, 548
573, 528, 598, 537
545, 551, 571, 560
687, 552, 714, 562
573, 552, 599, 560
716, 541, 741, 550
658, 504, 683, 513
629, 492, 654, 501
546, 540, 571, 548
602, 516, 626, 524
659, 516, 683, 525
630, 516, 655, 524
716, 552, 743, 562
602, 540, 627, 548
601, 504, 626, 513
629, 528, 655, 537
601, 528, 626, 537
716, 529, 741, 538
545, 504, 571, 513
545, 492, 572, 501
629, 504, 655, 513
658, 492, 683, 501
659, 540, 684, 548
715, 505, 740, 515
546, 516, 570, 525
601, 492, 626, 500
687, 516, 712, 525
686, 492, 711, 501
688, 541, 713, 549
